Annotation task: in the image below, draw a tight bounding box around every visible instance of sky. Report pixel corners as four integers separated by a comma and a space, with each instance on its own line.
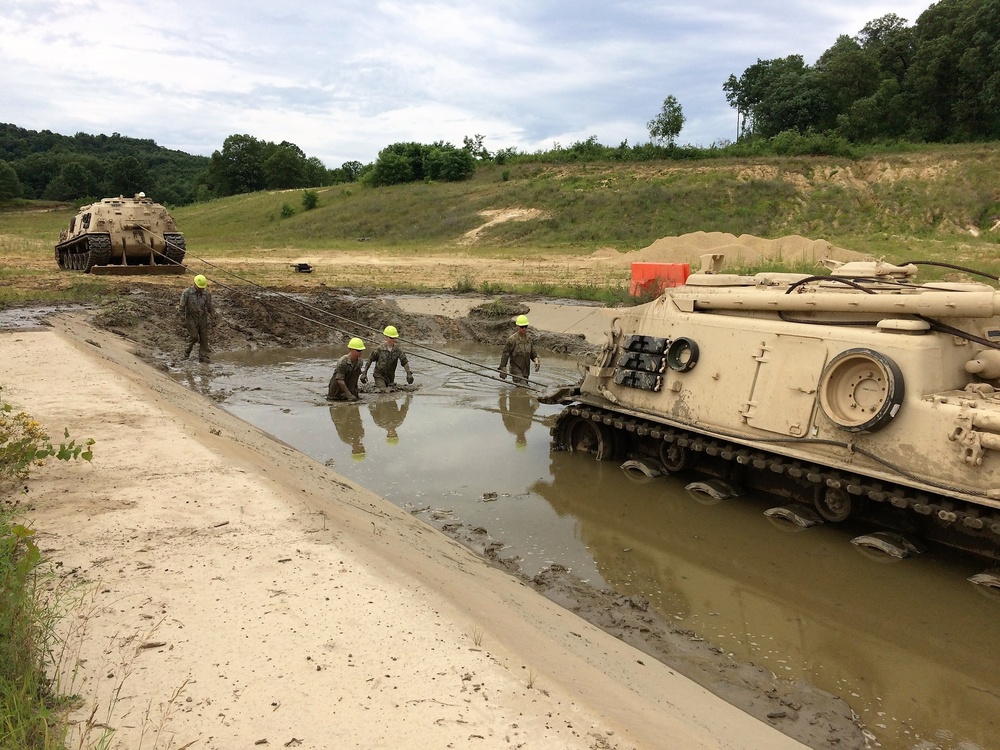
2, 0, 934, 169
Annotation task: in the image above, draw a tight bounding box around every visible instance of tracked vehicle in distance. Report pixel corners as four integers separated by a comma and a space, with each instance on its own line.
549, 253, 1000, 562
55, 193, 186, 274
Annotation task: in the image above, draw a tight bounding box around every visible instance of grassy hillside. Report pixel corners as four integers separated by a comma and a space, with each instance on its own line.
2, 143, 999, 303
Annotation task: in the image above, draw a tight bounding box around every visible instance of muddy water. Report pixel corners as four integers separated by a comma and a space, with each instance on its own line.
175, 343, 1000, 750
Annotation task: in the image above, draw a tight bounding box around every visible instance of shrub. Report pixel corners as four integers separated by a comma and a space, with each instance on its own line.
280, 202, 295, 218
301, 189, 319, 211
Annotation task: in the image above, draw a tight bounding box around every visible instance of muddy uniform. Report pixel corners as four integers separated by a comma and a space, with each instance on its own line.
499, 333, 538, 385
327, 354, 363, 401
364, 344, 412, 389
179, 287, 216, 362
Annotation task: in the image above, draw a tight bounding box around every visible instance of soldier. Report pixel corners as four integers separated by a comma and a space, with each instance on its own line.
179, 274, 218, 363
361, 325, 414, 390
498, 315, 540, 386
327, 338, 366, 401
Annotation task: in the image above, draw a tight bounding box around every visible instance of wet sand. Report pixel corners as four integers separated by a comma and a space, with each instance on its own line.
0, 314, 812, 749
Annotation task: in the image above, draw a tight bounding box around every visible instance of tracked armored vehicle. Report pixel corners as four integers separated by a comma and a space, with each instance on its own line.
55, 193, 186, 274
550, 254, 1000, 561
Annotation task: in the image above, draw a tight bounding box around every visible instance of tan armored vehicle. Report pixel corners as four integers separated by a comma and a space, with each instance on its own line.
55, 193, 186, 274
550, 254, 1000, 560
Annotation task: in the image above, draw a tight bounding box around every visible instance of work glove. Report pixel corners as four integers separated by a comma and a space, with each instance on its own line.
498, 367, 507, 381
360, 374, 368, 384
406, 374, 414, 384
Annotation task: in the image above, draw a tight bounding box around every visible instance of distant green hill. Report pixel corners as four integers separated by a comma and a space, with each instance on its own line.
4, 142, 999, 286
167, 144, 1000, 267
0, 123, 209, 205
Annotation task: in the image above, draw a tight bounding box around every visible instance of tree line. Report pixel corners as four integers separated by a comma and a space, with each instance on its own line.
723, 0, 1000, 142
0, 123, 477, 206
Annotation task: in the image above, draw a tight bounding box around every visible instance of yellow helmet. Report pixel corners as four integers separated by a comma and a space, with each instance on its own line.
383, 325, 399, 338
515, 314, 529, 327
348, 337, 366, 351
194, 274, 208, 288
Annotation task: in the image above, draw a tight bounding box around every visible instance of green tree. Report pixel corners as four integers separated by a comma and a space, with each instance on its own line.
424, 143, 476, 181
0, 160, 21, 200
647, 95, 685, 146
207, 134, 268, 196
302, 189, 319, 210
106, 154, 148, 197
43, 158, 102, 201
366, 150, 414, 187
263, 141, 309, 189
724, 56, 828, 138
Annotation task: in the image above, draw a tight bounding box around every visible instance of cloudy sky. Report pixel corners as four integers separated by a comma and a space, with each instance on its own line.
3, 0, 932, 168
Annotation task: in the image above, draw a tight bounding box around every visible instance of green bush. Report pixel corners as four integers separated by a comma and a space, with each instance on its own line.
1, 388, 94, 748
301, 189, 319, 211
280, 202, 295, 218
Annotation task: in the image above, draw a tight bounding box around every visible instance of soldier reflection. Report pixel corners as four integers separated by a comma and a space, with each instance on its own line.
329, 402, 366, 462
369, 394, 411, 447
183, 368, 214, 398
498, 388, 539, 450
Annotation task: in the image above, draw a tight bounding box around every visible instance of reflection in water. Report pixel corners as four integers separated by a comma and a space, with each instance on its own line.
533, 452, 999, 750
183, 366, 214, 397
329, 402, 366, 460
497, 388, 539, 449
369, 394, 411, 446
175, 342, 1000, 750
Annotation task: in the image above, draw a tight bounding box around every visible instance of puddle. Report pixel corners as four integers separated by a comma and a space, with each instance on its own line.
173, 342, 1000, 750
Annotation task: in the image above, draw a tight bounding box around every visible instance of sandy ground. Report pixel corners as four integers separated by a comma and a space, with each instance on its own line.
0, 314, 814, 749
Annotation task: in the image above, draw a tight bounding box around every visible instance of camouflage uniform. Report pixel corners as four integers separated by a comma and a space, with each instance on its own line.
327, 353, 363, 401
364, 343, 413, 389
499, 332, 538, 385
179, 286, 217, 362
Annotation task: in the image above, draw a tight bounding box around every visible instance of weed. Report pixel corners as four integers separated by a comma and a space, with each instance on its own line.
0, 390, 94, 748
472, 628, 483, 647
452, 274, 476, 293
469, 297, 527, 319
93, 297, 143, 329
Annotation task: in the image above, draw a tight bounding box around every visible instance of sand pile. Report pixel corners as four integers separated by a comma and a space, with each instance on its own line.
599, 232, 870, 270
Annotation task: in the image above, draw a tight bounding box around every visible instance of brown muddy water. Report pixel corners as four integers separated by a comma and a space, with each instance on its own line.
173, 342, 1000, 750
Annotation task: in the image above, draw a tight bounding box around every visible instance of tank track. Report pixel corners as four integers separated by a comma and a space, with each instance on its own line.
551, 403, 1000, 560
84, 234, 111, 271
161, 234, 186, 266
55, 233, 111, 272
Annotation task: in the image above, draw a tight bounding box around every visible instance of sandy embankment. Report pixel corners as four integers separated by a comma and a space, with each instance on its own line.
0, 314, 807, 750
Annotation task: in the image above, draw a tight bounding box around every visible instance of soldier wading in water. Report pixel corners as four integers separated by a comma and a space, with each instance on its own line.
179, 274, 218, 363
498, 314, 540, 386
327, 338, 367, 401
362, 325, 414, 391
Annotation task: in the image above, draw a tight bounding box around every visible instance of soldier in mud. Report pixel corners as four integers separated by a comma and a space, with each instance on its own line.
369, 393, 411, 446
362, 325, 414, 391
179, 274, 218, 363
327, 337, 366, 401
328, 401, 366, 461
498, 315, 540, 386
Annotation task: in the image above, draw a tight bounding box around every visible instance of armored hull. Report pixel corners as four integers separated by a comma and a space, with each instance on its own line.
55, 194, 186, 273
550, 256, 1000, 560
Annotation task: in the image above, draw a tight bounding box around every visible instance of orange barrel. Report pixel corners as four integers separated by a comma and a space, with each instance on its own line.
629, 262, 690, 296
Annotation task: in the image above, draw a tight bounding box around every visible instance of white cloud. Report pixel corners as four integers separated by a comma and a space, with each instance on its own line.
0, 0, 935, 166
